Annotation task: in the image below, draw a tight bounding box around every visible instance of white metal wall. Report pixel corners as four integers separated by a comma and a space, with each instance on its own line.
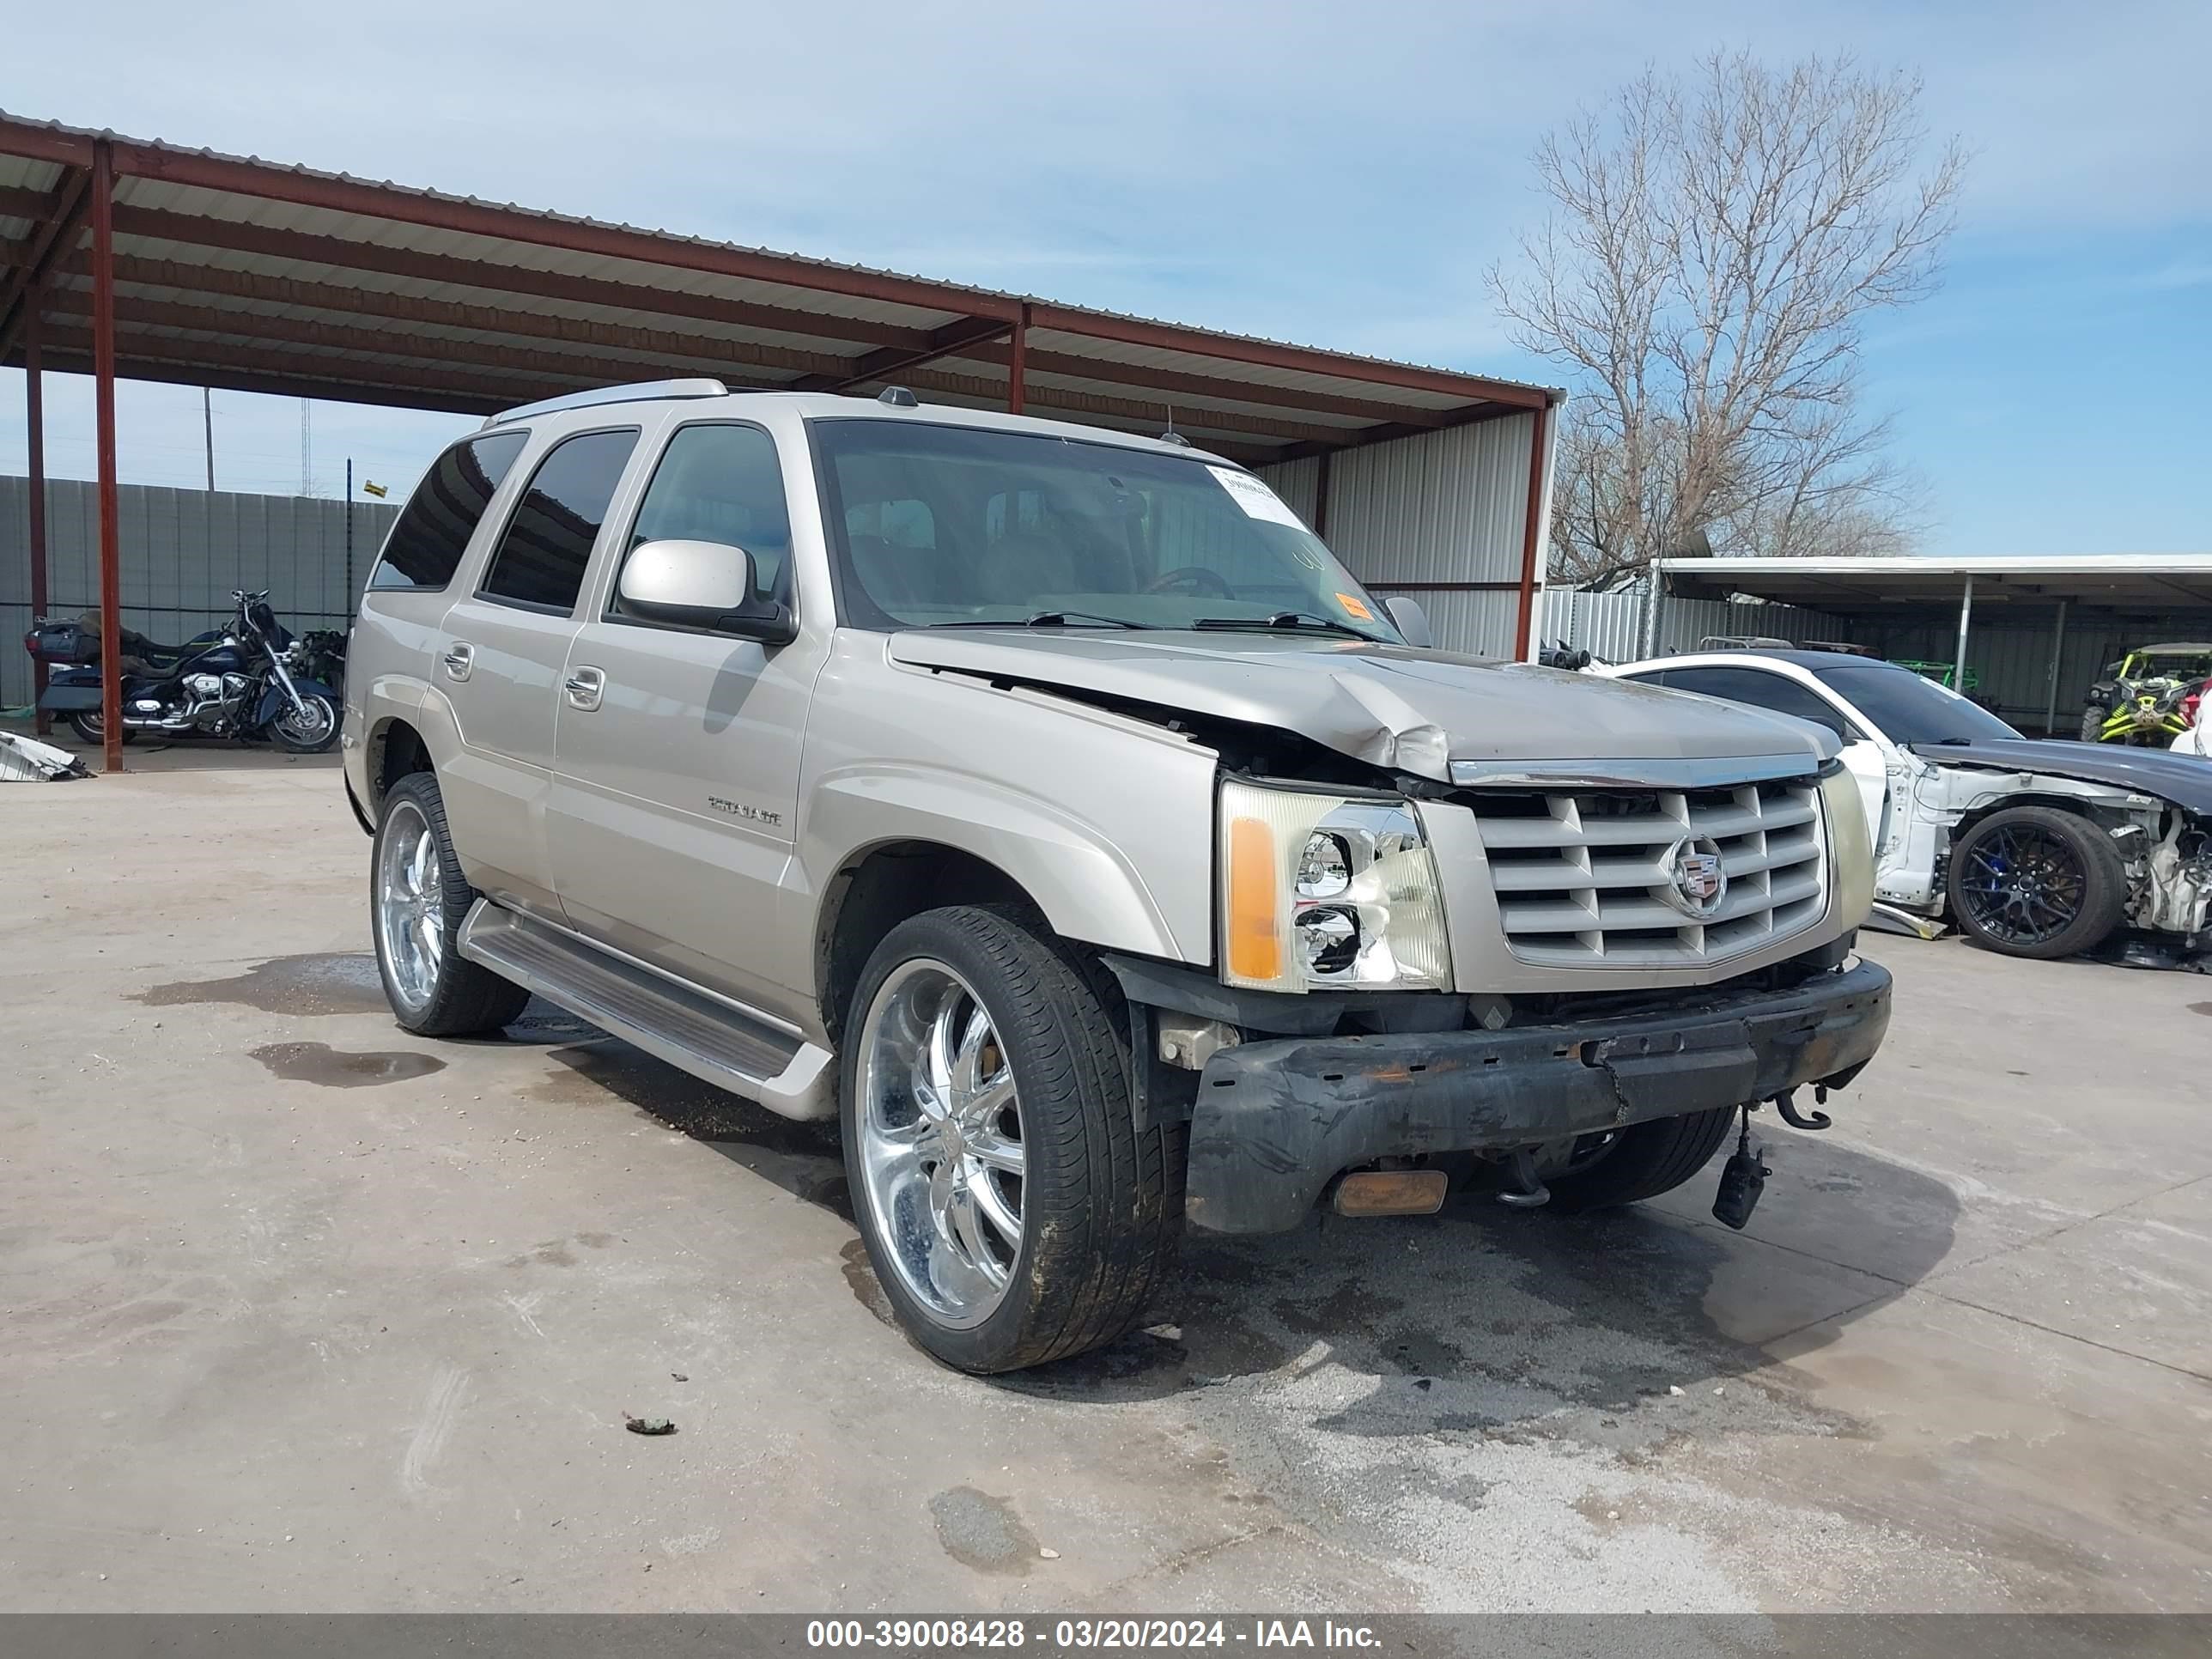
1259, 411, 1547, 659
2, 476, 398, 708
1254, 454, 1322, 529
1538, 588, 1847, 664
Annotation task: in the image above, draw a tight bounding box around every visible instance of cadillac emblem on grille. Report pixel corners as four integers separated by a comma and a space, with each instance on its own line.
1662, 836, 1729, 918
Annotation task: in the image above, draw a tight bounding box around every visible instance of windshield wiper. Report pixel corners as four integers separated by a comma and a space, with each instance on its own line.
930, 611, 1147, 630
1192, 611, 1382, 641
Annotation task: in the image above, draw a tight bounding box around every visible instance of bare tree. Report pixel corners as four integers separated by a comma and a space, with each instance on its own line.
1491, 52, 1964, 588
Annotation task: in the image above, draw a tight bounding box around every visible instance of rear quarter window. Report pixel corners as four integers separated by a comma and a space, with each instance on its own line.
368, 430, 529, 592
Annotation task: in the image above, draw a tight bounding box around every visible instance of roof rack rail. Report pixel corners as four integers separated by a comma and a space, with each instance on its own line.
483, 379, 732, 429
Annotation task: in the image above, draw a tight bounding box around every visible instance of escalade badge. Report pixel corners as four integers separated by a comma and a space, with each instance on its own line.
1662, 836, 1728, 918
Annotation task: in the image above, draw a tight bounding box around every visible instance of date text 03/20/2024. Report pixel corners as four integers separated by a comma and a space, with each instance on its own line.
805, 1620, 1382, 1650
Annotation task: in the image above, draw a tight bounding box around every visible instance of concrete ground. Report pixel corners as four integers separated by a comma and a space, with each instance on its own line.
4, 742, 2210, 1614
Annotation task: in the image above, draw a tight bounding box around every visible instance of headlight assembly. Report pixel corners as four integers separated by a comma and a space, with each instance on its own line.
1218, 779, 1452, 993
1818, 765, 1876, 927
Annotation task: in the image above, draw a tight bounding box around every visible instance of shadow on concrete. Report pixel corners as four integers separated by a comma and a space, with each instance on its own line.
512, 1018, 1959, 1443
531, 1036, 849, 1218
1002, 1132, 1960, 1438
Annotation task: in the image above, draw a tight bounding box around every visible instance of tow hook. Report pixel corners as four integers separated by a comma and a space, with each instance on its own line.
1773, 1085, 1832, 1131
1711, 1103, 1771, 1231
1497, 1149, 1552, 1208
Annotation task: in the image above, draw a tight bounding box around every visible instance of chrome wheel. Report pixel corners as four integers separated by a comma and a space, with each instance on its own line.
855, 959, 1026, 1329
273, 693, 337, 750
375, 800, 445, 1013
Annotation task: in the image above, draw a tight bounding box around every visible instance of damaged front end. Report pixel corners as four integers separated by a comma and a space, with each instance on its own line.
1104, 944, 1890, 1235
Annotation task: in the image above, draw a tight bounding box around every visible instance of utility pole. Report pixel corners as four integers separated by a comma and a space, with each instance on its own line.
203, 387, 215, 491
300, 398, 313, 496
344, 459, 355, 607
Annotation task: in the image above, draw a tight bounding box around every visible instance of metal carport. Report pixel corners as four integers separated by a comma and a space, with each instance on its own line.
1657, 554, 2212, 734
1, 112, 1562, 771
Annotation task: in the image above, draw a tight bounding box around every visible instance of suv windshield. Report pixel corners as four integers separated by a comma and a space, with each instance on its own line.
811, 419, 1396, 640
1813, 661, 2023, 744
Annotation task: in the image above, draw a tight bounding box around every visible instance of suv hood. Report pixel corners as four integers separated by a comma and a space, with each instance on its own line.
889, 630, 1832, 783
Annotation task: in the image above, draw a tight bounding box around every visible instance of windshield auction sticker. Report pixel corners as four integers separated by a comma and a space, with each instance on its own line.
1206, 465, 1307, 528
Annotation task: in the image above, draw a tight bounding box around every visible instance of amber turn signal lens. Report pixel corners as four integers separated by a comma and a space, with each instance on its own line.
1224, 816, 1281, 983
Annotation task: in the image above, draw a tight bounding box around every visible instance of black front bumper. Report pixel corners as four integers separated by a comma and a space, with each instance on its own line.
1184, 960, 1892, 1234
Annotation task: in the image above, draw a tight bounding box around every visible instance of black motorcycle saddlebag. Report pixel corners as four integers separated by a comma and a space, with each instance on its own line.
37, 667, 105, 713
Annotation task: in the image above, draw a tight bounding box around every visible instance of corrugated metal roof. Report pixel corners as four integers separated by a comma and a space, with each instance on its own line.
0, 111, 1562, 463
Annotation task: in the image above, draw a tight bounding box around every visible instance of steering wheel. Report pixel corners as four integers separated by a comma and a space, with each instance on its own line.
1145, 565, 1235, 598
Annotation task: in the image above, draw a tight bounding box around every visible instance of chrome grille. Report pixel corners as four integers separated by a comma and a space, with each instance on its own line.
1469, 778, 1827, 967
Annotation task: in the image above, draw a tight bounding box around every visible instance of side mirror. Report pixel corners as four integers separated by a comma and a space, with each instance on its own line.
1382, 595, 1431, 648
617, 539, 795, 645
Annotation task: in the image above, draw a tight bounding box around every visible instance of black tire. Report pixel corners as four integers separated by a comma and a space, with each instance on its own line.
840, 905, 1184, 1374
1947, 804, 2129, 961
68, 709, 131, 746
370, 771, 532, 1036
2078, 707, 2103, 743
270, 692, 340, 754
1543, 1107, 1737, 1213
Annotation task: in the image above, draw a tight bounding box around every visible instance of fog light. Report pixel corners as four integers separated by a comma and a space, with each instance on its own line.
1294, 905, 1358, 975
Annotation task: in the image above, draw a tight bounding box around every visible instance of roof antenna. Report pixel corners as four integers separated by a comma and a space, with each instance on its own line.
1158, 400, 1189, 447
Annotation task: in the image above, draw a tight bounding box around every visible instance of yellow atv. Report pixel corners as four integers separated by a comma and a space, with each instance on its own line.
2081, 643, 2212, 744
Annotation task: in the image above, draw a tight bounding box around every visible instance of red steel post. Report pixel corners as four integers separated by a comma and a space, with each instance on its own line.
24, 304, 51, 733
90, 139, 124, 773
1511, 404, 1551, 662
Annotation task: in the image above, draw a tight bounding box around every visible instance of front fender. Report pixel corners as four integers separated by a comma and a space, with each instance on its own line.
252, 677, 337, 728
804, 764, 1209, 965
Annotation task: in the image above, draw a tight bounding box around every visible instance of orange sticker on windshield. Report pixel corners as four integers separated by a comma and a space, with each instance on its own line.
1336, 592, 1374, 621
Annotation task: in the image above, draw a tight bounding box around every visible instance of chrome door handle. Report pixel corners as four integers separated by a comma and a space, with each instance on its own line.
564, 666, 605, 712
441, 642, 475, 682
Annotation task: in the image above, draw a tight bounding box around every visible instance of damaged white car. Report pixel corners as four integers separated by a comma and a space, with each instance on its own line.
1600, 649, 2212, 966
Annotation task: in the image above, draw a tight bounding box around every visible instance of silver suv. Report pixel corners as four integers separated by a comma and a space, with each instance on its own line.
342, 380, 1889, 1372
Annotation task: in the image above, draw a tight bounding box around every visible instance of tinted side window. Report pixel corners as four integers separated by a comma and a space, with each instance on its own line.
480, 429, 640, 613
1664, 666, 1852, 738
368, 431, 528, 591
621, 424, 792, 606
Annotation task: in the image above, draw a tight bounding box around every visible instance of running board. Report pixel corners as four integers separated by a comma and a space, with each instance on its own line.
457, 901, 835, 1121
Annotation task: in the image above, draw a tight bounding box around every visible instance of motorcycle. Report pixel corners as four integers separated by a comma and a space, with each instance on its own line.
25, 589, 342, 754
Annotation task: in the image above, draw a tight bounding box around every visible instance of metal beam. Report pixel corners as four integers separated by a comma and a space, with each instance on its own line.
45, 252, 849, 375
1954, 575, 1975, 693
106, 204, 945, 353
963, 341, 1459, 429
1025, 302, 1550, 410
795, 314, 1014, 393
39, 287, 842, 387
24, 343, 516, 417
32, 313, 562, 413
1006, 307, 1026, 415
1265, 398, 1528, 463
90, 142, 123, 775
895, 364, 1348, 447
1311, 451, 1332, 538
2043, 599, 2069, 736
0, 167, 92, 357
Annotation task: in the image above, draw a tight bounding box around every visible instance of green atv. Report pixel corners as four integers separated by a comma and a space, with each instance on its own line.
2081, 643, 2212, 744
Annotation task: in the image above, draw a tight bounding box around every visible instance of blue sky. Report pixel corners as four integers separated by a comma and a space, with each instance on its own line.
3, 0, 2206, 554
